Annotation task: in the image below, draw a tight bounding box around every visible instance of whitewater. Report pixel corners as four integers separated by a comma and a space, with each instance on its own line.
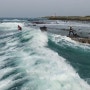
0, 19, 90, 90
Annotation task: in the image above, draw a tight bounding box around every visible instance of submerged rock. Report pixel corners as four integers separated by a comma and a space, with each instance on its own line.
71, 37, 90, 44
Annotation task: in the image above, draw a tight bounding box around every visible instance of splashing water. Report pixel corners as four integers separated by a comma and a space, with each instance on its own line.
0, 20, 90, 90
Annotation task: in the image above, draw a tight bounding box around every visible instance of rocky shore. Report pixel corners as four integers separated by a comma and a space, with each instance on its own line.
45, 16, 90, 21
71, 37, 90, 44
42, 16, 90, 44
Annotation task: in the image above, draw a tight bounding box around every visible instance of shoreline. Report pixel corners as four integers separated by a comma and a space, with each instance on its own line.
44, 16, 90, 21
42, 16, 90, 44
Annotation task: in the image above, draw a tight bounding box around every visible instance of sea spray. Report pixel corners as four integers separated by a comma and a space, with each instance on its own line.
0, 20, 90, 90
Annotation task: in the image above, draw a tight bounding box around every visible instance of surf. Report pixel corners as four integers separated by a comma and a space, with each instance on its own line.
0, 19, 90, 90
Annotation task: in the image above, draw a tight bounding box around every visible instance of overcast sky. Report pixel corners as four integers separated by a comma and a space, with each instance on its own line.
0, 0, 90, 17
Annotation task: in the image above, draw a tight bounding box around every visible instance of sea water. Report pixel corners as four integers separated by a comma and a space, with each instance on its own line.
0, 18, 90, 90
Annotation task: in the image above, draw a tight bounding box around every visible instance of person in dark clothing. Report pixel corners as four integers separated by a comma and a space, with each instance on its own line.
18, 25, 22, 30
40, 26, 47, 31
69, 26, 74, 36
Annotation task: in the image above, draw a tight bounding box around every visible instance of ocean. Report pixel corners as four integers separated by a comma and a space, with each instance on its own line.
0, 18, 90, 90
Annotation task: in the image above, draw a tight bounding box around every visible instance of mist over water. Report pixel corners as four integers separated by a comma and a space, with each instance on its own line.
0, 19, 90, 90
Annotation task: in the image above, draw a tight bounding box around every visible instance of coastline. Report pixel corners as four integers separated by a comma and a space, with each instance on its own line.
44, 16, 90, 21
42, 16, 90, 44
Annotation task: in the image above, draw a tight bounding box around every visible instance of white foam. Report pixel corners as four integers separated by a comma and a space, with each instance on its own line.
51, 34, 90, 50
0, 68, 14, 79
0, 78, 13, 90
16, 29, 90, 90
0, 22, 90, 90
27, 29, 48, 49
49, 20, 90, 27
20, 49, 90, 90
0, 22, 24, 31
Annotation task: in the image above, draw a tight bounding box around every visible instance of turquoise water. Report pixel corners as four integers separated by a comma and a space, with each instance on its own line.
0, 19, 90, 90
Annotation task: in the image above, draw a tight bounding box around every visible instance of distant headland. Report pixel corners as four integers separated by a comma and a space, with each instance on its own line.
43, 16, 90, 21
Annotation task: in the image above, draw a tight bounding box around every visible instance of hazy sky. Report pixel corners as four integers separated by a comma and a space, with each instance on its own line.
0, 0, 90, 17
